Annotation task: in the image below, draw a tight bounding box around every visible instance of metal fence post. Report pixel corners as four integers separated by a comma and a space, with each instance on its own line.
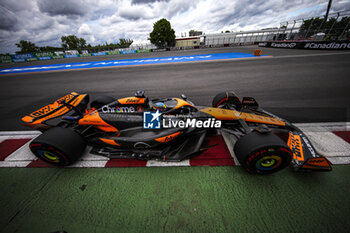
339, 20, 350, 39
283, 22, 288, 40
327, 13, 339, 35
290, 20, 296, 40
316, 15, 326, 33
304, 17, 315, 39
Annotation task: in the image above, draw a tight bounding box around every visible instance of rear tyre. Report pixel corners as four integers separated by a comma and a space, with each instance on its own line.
212, 91, 242, 110
30, 127, 86, 166
234, 131, 292, 174
90, 95, 116, 109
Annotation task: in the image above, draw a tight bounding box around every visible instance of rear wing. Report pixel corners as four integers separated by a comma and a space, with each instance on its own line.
287, 130, 332, 171
22, 92, 88, 129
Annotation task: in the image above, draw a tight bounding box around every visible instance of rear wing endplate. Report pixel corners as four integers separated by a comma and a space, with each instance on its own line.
22, 92, 88, 129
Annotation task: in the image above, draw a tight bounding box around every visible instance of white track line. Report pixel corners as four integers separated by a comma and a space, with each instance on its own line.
67, 160, 108, 168
0, 131, 40, 136
220, 129, 240, 165
296, 124, 350, 165
295, 122, 350, 131
5, 139, 36, 161
0, 161, 32, 167
146, 160, 190, 167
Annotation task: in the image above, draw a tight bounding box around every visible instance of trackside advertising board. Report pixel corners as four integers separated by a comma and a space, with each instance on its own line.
35, 52, 54, 61
64, 54, 79, 58
79, 53, 92, 57
121, 50, 136, 54
137, 49, 151, 53
0, 55, 12, 64
92, 52, 107, 56
107, 51, 121, 55
259, 41, 350, 50
11, 53, 35, 62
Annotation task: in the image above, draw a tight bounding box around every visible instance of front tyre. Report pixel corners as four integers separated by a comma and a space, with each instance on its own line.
30, 127, 86, 166
234, 131, 292, 174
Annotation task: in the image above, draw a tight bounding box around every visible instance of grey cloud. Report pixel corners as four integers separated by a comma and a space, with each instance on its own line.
330, 1, 350, 14
119, 11, 144, 20
120, 0, 194, 21
0, 6, 18, 30
166, 3, 193, 18
29, 17, 55, 31
1, 0, 349, 54
131, 0, 169, 4
37, 0, 87, 17
212, 0, 316, 29
92, 8, 117, 20
119, 6, 155, 20
0, 0, 34, 12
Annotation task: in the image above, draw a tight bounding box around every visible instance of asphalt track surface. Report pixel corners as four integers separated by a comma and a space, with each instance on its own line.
1, 47, 350, 233
1, 46, 350, 131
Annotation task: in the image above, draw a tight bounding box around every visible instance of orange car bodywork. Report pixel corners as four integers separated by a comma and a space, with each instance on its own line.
22, 92, 87, 129
154, 131, 182, 143
78, 110, 119, 132
199, 107, 286, 126
22, 93, 286, 139
78, 96, 147, 133
117, 97, 145, 105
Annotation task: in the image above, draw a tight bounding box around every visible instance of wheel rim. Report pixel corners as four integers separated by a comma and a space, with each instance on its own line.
37, 150, 60, 163
256, 155, 282, 171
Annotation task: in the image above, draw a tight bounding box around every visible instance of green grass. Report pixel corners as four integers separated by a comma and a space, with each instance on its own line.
0, 166, 350, 233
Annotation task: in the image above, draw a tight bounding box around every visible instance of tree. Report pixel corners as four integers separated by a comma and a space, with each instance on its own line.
61, 35, 87, 50
15, 40, 38, 53
149, 18, 176, 48
299, 17, 324, 32
119, 38, 133, 48
299, 16, 350, 38
38, 46, 62, 52
189, 30, 203, 36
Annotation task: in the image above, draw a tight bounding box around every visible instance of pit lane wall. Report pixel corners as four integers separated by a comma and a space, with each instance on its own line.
258, 40, 350, 50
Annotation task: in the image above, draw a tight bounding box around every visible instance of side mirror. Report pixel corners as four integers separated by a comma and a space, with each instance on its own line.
134, 90, 145, 98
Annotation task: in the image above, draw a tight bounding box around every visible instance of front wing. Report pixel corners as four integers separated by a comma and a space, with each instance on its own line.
287, 130, 332, 171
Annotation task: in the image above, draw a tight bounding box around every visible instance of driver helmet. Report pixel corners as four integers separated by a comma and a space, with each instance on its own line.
153, 102, 167, 111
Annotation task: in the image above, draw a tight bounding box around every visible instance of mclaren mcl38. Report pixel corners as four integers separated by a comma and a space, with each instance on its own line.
22, 91, 332, 174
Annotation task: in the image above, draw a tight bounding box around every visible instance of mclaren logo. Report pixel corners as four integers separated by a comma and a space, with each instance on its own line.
163, 135, 175, 143
287, 132, 304, 161
126, 98, 141, 104
155, 132, 182, 143
307, 158, 325, 164
30, 105, 53, 117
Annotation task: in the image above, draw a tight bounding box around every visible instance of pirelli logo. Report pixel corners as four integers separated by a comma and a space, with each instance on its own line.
287, 132, 304, 161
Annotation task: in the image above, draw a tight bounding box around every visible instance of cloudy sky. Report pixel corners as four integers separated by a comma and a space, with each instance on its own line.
0, 0, 349, 54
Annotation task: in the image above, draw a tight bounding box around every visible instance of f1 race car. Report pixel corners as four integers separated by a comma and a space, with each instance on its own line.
22, 91, 332, 174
